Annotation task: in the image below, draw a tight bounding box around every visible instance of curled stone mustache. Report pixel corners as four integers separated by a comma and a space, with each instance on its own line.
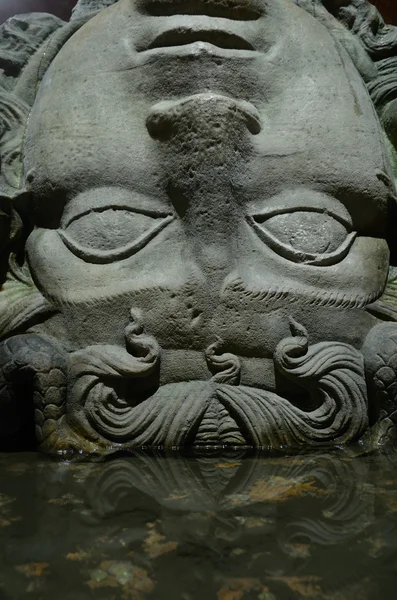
67, 316, 368, 450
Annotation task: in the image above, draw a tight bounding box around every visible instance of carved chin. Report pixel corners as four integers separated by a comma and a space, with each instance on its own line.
65, 322, 369, 451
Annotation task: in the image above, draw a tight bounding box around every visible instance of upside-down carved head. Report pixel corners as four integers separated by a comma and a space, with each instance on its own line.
1, 0, 397, 453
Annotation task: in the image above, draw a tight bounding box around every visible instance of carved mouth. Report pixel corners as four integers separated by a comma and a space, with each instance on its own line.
137, 0, 263, 21
146, 28, 255, 52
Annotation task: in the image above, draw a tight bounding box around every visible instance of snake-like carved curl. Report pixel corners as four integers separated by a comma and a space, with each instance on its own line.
0, 334, 67, 449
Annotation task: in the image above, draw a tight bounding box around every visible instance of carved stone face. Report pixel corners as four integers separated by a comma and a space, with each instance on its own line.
15, 0, 395, 450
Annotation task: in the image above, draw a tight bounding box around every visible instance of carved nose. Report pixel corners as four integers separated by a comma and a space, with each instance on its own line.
146, 93, 262, 274
146, 93, 261, 142
146, 93, 261, 197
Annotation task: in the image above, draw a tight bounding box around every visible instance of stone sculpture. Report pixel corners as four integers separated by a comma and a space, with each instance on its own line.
1, 0, 397, 453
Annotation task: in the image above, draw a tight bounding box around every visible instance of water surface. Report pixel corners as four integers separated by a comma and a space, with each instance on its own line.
1, 450, 397, 599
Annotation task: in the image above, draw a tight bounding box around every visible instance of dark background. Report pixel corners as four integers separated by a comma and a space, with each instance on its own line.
0, 0, 75, 22
0, 0, 396, 24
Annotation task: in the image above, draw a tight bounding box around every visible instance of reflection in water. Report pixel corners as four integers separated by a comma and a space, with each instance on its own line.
0, 451, 397, 599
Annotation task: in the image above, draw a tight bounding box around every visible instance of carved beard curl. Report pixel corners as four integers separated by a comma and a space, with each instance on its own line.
67, 320, 369, 449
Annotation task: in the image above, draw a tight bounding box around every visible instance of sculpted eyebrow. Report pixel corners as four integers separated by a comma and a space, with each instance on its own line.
60, 192, 173, 227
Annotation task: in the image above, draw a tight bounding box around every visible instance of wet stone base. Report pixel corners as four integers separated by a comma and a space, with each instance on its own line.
1, 450, 397, 600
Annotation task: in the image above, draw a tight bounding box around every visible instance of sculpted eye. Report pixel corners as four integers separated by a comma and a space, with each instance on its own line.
249, 209, 356, 266
59, 207, 173, 263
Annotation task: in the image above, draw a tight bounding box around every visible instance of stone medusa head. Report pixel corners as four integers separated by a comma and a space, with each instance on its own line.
1, 0, 397, 454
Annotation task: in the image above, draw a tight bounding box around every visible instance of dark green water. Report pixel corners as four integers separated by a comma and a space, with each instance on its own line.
1, 450, 397, 600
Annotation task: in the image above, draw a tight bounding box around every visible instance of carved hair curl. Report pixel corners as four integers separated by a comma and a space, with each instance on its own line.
296, 1, 397, 113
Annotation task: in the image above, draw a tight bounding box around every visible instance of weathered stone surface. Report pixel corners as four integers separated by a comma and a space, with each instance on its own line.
2, 0, 397, 453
